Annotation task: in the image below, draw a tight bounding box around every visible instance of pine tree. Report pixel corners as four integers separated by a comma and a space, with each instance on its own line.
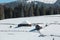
0, 6, 5, 20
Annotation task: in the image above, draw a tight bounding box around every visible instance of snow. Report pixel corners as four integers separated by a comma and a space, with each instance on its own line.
20, 20, 31, 24
0, 15, 60, 40
41, 24, 60, 35
27, 0, 57, 4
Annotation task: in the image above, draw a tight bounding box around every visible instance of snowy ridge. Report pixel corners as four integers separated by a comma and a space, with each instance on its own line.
0, 0, 57, 4
27, 0, 57, 4
0, 0, 60, 8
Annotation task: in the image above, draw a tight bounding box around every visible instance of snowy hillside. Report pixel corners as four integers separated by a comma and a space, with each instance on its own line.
3, 0, 60, 9
0, 0, 57, 4
0, 15, 60, 40
0, 0, 60, 9
27, 0, 57, 4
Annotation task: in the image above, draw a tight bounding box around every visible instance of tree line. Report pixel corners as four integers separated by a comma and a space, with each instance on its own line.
0, 3, 60, 20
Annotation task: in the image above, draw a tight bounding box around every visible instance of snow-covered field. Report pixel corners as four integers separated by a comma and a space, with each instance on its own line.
0, 15, 60, 40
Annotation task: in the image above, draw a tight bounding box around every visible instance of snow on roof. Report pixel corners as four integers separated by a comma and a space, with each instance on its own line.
21, 20, 31, 24
27, 0, 57, 4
